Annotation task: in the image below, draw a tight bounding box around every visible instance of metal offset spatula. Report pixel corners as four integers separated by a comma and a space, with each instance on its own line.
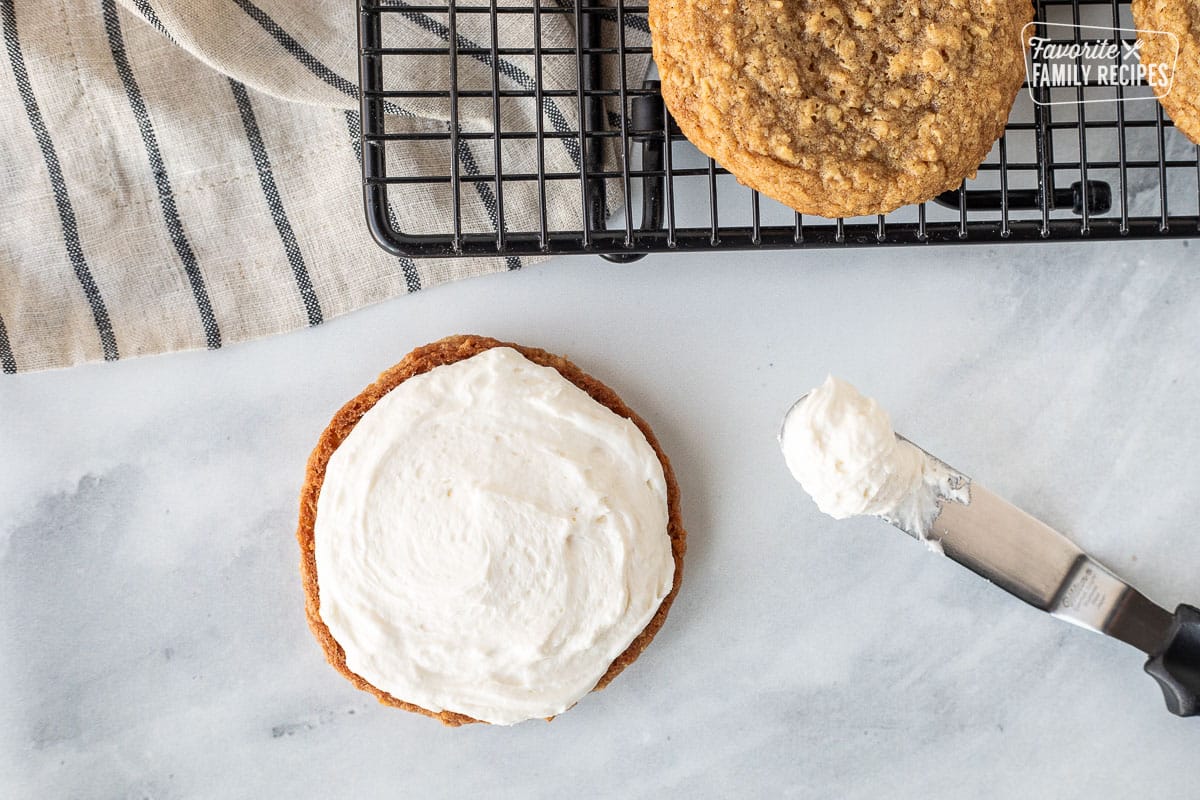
782, 405, 1200, 717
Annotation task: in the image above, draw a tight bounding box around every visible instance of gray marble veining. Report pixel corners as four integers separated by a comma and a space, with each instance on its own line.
2, 241, 1199, 798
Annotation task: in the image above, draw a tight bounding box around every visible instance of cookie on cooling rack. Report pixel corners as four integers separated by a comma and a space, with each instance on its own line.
649, 0, 1033, 217
1133, 0, 1200, 144
297, 335, 686, 726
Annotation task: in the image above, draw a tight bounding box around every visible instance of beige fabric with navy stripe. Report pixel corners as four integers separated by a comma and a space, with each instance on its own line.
0, 0, 648, 372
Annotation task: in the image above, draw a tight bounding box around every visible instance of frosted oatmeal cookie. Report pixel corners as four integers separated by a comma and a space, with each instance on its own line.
650, 0, 1033, 217
1133, 0, 1200, 144
297, 335, 686, 726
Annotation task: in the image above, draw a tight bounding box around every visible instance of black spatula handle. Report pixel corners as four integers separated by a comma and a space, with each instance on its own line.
1145, 604, 1200, 717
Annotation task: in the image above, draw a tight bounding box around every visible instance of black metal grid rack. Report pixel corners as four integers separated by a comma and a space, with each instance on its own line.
358, 0, 1200, 261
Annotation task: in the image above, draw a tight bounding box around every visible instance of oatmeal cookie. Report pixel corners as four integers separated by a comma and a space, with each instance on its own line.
650, 0, 1033, 217
297, 335, 686, 726
1133, 0, 1200, 144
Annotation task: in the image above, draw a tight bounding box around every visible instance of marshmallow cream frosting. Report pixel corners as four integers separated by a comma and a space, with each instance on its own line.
313, 347, 674, 725
779, 376, 968, 546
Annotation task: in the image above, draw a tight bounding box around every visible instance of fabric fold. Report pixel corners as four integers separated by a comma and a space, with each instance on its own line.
1, 0, 650, 372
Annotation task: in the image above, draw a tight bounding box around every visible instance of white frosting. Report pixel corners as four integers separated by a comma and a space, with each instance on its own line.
779, 376, 968, 545
314, 346, 673, 725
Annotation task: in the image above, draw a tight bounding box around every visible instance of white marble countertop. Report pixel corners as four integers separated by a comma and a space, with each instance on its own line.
3, 242, 1199, 798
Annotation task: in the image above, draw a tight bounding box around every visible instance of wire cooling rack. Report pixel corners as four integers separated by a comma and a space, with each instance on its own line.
358, 0, 1200, 261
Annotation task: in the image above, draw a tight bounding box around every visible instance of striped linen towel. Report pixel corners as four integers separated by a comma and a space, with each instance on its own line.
0, 0, 650, 373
